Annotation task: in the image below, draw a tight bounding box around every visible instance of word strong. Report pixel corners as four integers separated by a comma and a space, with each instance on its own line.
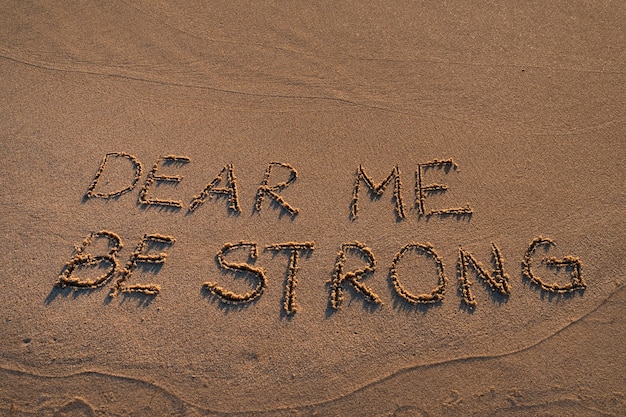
85, 152, 300, 216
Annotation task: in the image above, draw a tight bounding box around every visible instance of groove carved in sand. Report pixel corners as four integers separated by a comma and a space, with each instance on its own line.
350, 164, 406, 220
254, 162, 299, 216
85, 152, 143, 199
329, 241, 381, 310
110, 233, 175, 297
204, 241, 268, 304
389, 242, 448, 304
57, 230, 123, 289
265, 242, 316, 315
458, 243, 511, 307
415, 158, 473, 218
522, 236, 586, 294
138, 155, 191, 208
188, 163, 241, 214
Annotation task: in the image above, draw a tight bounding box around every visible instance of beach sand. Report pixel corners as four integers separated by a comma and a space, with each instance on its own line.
1, 1, 625, 415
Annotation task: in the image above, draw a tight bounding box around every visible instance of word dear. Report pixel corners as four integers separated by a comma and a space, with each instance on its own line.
86, 152, 298, 215
85, 152, 472, 218
57, 232, 586, 314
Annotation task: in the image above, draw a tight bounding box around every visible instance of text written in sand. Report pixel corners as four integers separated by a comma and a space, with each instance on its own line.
56, 152, 586, 314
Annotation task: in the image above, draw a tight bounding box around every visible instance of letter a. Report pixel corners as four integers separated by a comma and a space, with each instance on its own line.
188, 164, 241, 214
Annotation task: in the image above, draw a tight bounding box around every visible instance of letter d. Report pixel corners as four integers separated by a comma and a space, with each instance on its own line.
85, 152, 143, 199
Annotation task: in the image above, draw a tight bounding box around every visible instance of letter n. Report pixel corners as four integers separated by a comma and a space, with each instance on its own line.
458, 243, 511, 307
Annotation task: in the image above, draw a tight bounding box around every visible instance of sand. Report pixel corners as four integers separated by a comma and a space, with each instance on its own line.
1, 1, 625, 415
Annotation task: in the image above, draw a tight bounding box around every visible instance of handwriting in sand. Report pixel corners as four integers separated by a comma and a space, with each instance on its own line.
57, 152, 586, 313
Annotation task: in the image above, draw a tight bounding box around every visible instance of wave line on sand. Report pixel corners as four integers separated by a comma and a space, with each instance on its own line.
1, 283, 623, 415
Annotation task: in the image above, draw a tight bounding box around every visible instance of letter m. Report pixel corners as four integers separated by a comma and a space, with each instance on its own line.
350, 165, 405, 220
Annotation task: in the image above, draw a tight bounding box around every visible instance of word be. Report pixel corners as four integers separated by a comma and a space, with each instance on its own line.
58, 232, 586, 314
58, 231, 175, 298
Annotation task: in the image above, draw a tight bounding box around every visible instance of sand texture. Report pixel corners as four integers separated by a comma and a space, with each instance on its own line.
1, 1, 625, 415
